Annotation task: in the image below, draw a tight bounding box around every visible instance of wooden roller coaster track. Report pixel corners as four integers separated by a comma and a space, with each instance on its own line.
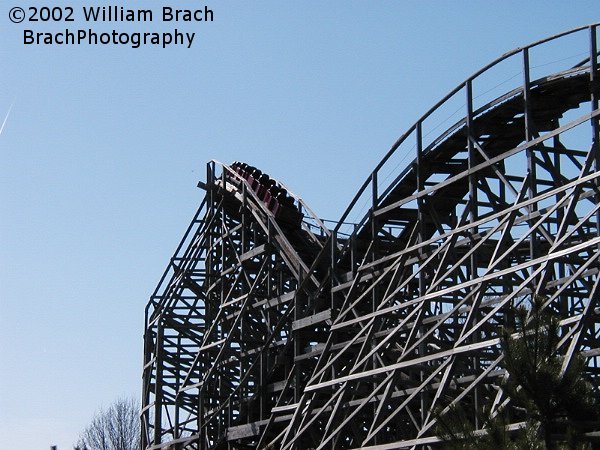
142, 23, 600, 449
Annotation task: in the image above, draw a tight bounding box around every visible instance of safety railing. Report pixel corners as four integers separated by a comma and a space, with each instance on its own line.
333, 22, 599, 262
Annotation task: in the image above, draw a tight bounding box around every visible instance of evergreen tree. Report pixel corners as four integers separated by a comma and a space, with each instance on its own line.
437, 297, 598, 449
501, 298, 597, 449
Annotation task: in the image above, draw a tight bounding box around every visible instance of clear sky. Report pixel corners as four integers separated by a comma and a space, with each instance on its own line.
0, 2, 597, 449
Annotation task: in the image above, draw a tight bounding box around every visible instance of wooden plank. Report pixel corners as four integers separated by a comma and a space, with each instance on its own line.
253, 291, 295, 309
292, 309, 331, 331
271, 403, 299, 414
226, 420, 267, 440
240, 244, 268, 261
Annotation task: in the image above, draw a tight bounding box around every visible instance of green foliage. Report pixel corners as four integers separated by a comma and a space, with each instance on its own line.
502, 298, 598, 448
437, 296, 598, 449
436, 404, 545, 450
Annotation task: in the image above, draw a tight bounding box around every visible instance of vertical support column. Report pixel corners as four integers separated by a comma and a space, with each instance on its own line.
416, 121, 425, 256
218, 369, 223, 439
199, 389, 205, 449
590, 25, 600, 238
553, 135, 567, 316
294, 269, 304, 403
592, 24, 599, 140
466, 80, 478, 269
370, 170, 379, 356
371, 171, 378, 279
154, 323, 164, 446
330, 230, 337, 312
370, 170, 379, 441
259, 349, 266, 421
523, 48, 538, 266
218, 166, 228, 439
351, 224, 358, 276
199, 195, 211, 450
141, 310, 152, 450
207, 162, 214, 211
202, 164, 218, 447
174, 336, 181, 442
371, 170, 378, 258
466, 79, 479, 280
261, 224, 273, 421
239, 282, 245, 426
466, 79, 481, 428
416, 121, 428, 426
242, 182, 247, 253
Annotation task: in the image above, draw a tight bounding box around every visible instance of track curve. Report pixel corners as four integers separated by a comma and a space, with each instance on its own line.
279, 24, 600, 449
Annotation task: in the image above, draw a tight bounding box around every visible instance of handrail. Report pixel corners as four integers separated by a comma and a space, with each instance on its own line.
334, 23, 599, 238
276, 178, 332, 238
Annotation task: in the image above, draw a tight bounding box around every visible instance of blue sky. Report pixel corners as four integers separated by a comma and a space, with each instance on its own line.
0, 2, 597, 449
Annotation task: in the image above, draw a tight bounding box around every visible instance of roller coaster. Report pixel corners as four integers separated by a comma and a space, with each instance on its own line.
142, 24, 600, 449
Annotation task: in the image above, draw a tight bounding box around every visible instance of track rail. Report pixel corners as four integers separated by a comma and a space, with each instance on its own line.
278, 23, 600, 449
